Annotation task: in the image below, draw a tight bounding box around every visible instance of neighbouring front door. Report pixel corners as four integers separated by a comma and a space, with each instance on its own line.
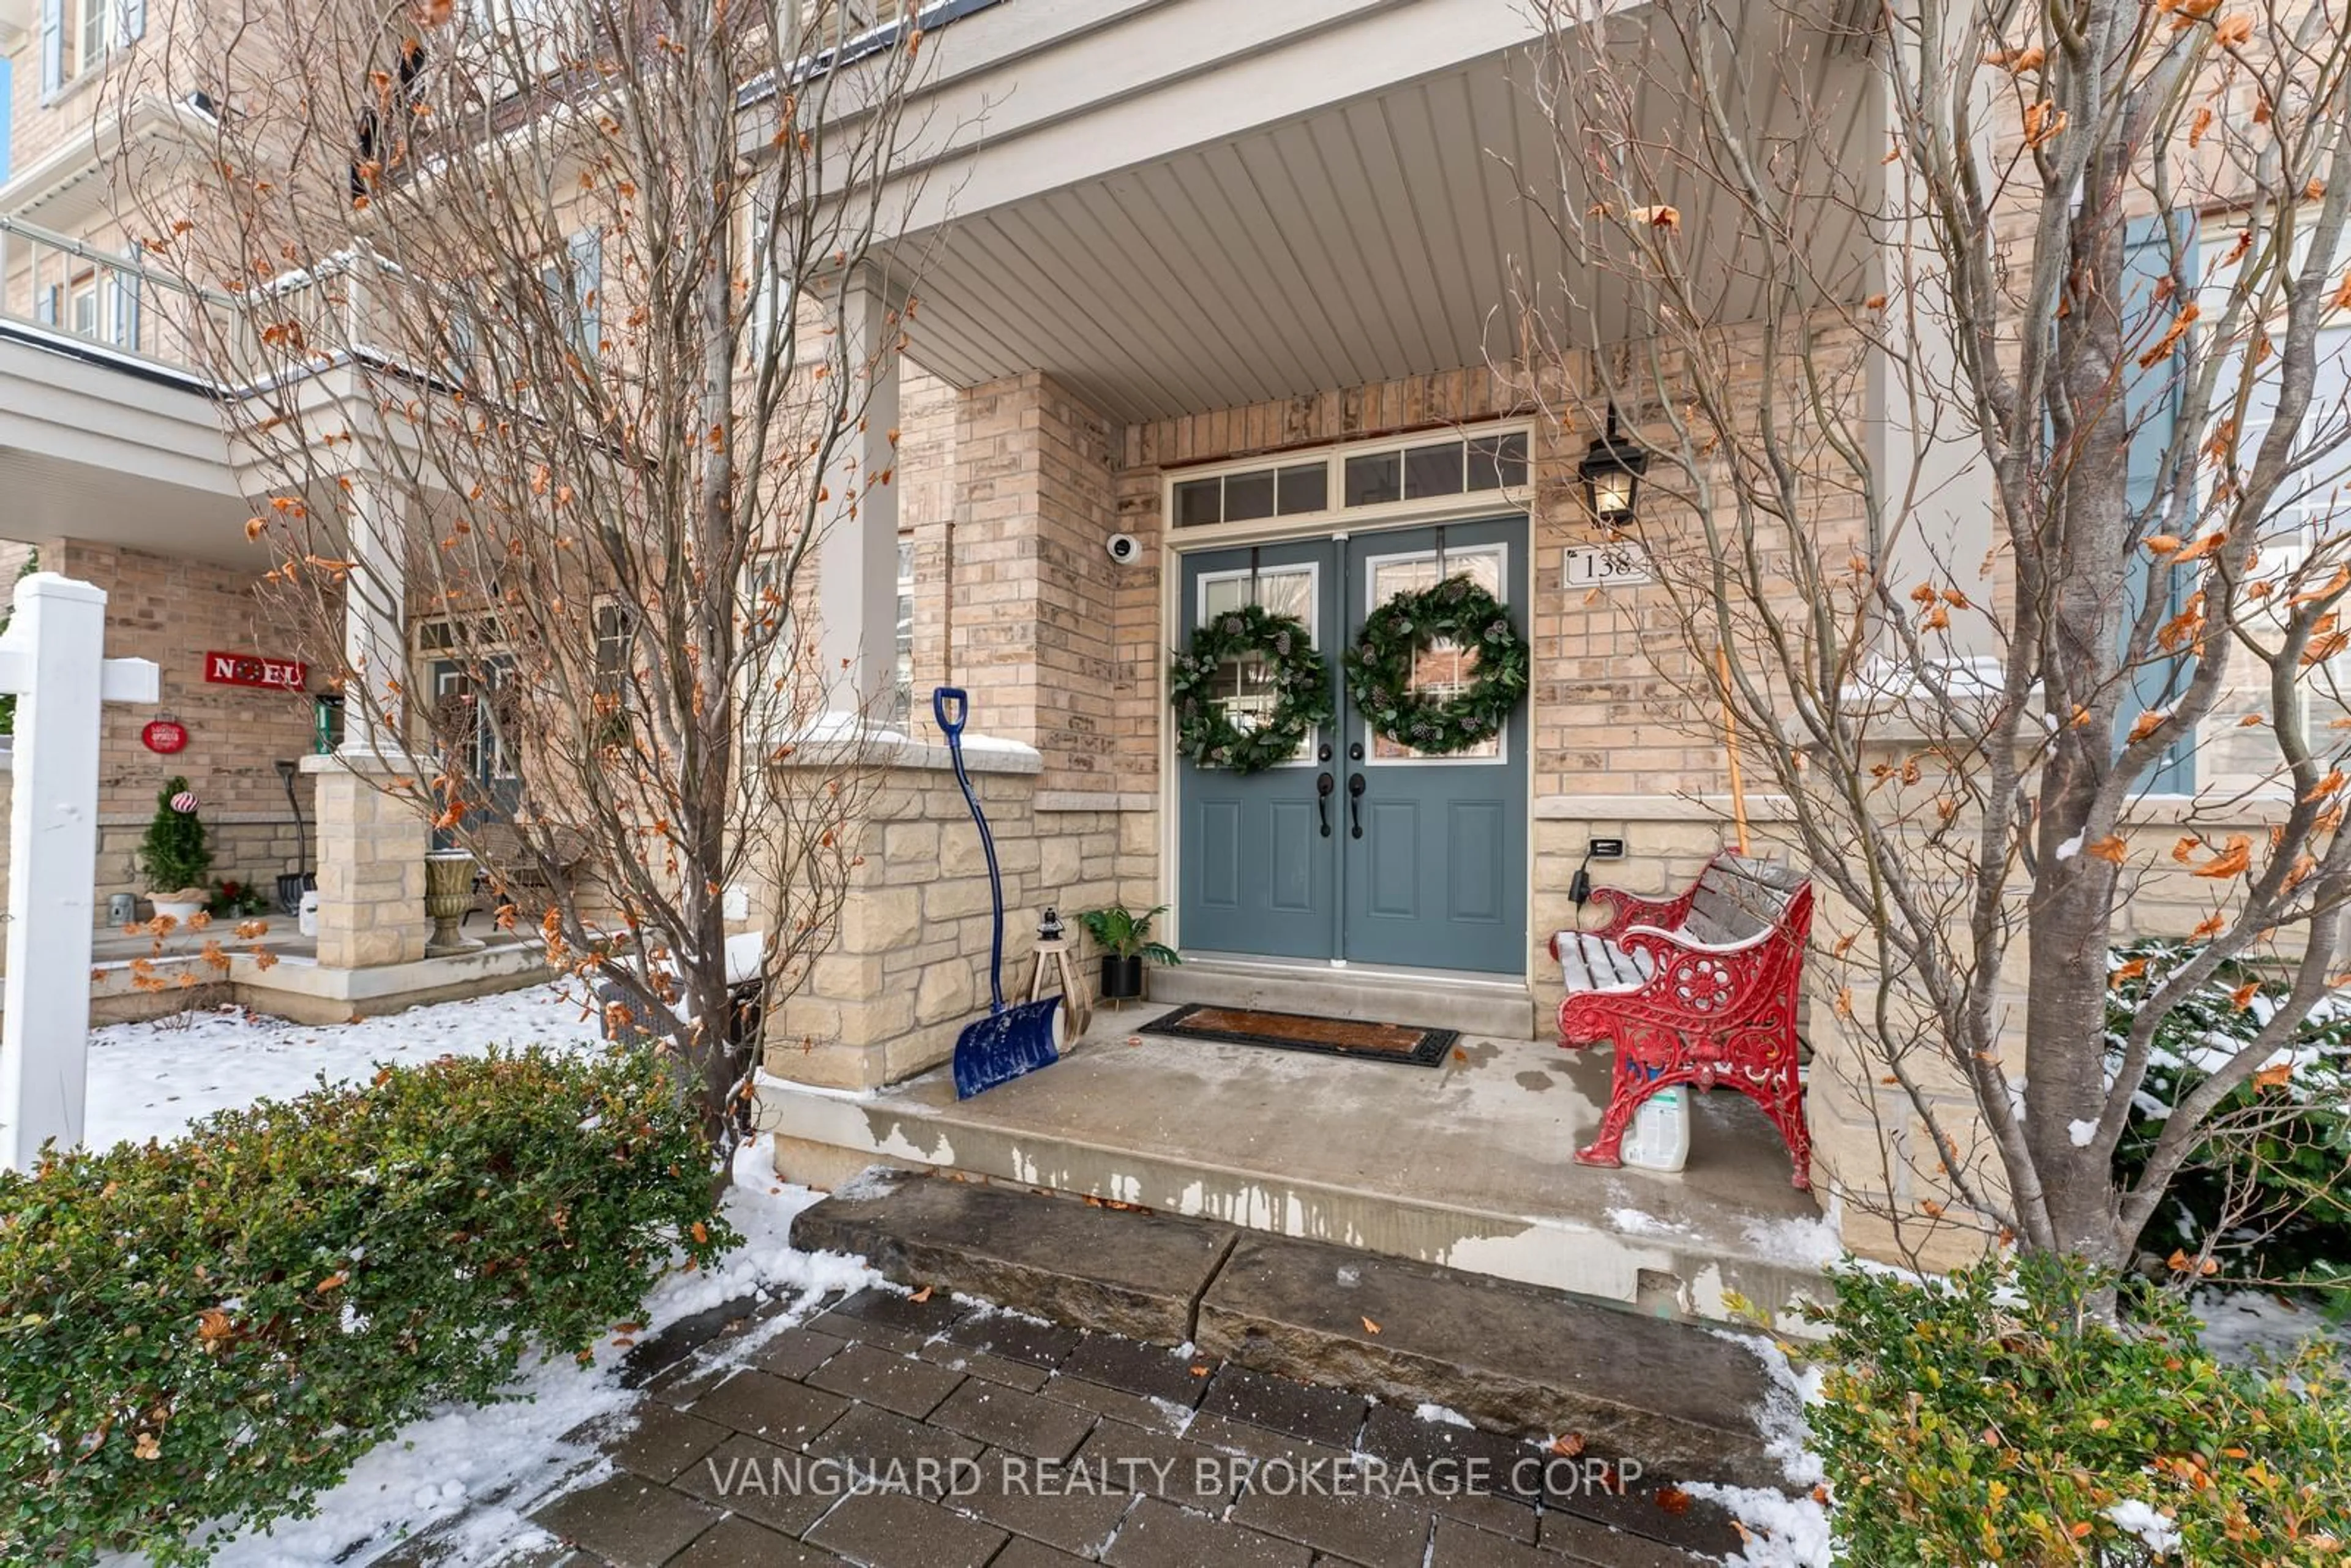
1176, 517, 1528, 974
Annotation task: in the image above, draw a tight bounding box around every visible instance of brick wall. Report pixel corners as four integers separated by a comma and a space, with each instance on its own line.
36, 539, 319, 920
945, 372, 1122, 789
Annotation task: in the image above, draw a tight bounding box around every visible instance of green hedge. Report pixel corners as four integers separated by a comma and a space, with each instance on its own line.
2109, 940, 2351, 1291
1813, 1253, 2351, 1564
1, 1048, 735, 1566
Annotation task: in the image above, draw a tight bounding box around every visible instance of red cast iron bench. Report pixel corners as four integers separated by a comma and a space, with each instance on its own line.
1548, 852, 1813, 1188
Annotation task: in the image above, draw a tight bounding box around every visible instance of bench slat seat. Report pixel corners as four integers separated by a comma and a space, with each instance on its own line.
1548, 850, 1813, 1188
1554, 931, 1658, 994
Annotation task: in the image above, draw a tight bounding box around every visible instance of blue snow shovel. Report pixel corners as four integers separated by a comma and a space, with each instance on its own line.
934, 687, 1062, 1098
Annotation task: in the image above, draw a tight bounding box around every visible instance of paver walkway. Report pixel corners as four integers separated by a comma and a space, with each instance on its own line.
386, 1283, 1757, 1567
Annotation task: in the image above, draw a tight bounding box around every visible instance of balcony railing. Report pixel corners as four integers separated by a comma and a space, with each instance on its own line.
0, 217, 433, 400
0, 215, 240, 388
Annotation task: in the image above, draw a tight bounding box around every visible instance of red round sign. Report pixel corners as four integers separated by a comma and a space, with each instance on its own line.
141, 719, 189, 755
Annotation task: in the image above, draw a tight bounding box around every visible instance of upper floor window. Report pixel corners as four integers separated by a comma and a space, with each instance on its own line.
38, 0, 143, 98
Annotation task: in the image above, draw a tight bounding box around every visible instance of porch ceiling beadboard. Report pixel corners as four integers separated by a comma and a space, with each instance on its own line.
893, 9, 1883, 427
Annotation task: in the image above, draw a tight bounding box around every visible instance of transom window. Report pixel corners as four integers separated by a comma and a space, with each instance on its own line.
1172, 429, 1529, 530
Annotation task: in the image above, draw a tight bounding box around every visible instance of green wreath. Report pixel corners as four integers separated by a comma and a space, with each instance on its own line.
1344, 574, 1530, 754
1169, 604, 1333, 773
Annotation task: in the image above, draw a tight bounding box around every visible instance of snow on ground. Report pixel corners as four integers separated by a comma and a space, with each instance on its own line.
1741, 1212, 1845, 1270
1605, 1206, 1691, 1238
2192, 1286, 2350, 1363
1689, 1332, 1833, 1567
104, 1137, 880, 1568
82, 984, 608, 1149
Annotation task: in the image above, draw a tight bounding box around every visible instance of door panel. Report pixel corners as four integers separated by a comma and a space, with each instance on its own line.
1176, 539, 1341, 960
1195, 801, 1243, 910
1448, 801, 1506, 923
1340, 519, 1528, 972
1268, 801, 1318, 911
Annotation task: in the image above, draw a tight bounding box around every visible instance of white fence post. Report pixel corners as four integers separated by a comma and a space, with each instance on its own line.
0, 574, 158, 1171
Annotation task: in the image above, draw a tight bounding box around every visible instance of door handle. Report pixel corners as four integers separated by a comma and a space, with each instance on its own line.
1347, 772, 1365, 839
1316, 772, 1335, 838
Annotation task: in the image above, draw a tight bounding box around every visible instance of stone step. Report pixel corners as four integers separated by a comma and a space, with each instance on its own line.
1199, 1231, 1785, 1490
789, 1169, 1237, 1343
1146, 955, 1537, 1041
787, 1169, 1784, 1489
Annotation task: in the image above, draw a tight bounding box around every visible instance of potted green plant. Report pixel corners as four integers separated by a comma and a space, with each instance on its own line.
1074, 904, 1180, 1002
138, 776, 213, 925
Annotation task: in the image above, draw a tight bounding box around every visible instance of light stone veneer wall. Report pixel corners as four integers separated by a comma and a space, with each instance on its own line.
302, 757, 430, 970
763, 741, 1150, 1091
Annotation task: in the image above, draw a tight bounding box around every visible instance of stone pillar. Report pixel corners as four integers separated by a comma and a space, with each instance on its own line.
817, 271, 903, 716
302, 752, 429, 968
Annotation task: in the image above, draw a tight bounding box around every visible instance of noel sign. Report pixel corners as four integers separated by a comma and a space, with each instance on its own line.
204, 650, 307, 691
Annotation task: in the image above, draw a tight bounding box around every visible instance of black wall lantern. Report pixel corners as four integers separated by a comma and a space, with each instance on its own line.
1578, 405, 1649, 531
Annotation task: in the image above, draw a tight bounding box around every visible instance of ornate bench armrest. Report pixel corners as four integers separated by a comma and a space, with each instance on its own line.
1586, 885, 1693, 941
1617, 919, 1784, 961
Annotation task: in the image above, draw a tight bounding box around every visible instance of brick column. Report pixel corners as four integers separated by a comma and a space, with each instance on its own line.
948, 372, 1120, 784
301, 752, 429, 968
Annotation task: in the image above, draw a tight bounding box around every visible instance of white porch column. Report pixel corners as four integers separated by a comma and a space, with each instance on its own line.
817, 271, 903, 716
0, 575, 158, 1169
1862, 60, 1997, 659
340, 468, 410, 757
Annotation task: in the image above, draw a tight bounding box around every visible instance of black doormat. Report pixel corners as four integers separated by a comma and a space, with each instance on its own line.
1142, 1003, 1457, 1067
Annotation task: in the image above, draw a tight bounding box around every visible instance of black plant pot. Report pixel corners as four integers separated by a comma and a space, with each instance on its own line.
1100, 955, 1146, 1001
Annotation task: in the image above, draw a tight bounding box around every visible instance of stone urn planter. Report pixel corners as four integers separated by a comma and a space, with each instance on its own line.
424, 849, 485, 956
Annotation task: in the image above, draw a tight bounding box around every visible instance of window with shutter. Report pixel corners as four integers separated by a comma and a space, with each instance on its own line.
2118, 210, 2197, 793
39, 0, 63, 96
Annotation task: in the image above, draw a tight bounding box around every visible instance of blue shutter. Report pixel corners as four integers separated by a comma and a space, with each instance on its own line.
114, 257, 141, 351
2119, 209, 2197, 793
569, 230, 601, 353
121, 0, 144, 42
39, 0, 63, 97
34, 285, 57, 326
0, 61, 14, 184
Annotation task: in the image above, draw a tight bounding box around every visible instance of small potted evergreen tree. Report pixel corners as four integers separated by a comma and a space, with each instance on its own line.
1074, 904, 1180, 1002
138, 776, 213, 925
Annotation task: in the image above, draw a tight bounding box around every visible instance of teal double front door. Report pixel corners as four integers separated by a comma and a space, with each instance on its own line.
1175, 516, 1528, 974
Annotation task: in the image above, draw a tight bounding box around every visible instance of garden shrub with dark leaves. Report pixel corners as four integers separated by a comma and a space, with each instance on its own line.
0, 1046, 733, 1566
2107, 940, 2351, 1294
1812, 1253, 2351, 1564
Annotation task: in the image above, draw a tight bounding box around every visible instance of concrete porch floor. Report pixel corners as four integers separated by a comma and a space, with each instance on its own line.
758, 1005, 1839, 1334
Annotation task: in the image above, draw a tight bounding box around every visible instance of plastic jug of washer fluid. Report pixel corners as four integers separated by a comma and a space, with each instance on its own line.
1621, 1086, 1691, 1173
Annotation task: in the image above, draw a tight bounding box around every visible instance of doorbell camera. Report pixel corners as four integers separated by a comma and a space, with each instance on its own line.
1106, 533, 1141, 565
